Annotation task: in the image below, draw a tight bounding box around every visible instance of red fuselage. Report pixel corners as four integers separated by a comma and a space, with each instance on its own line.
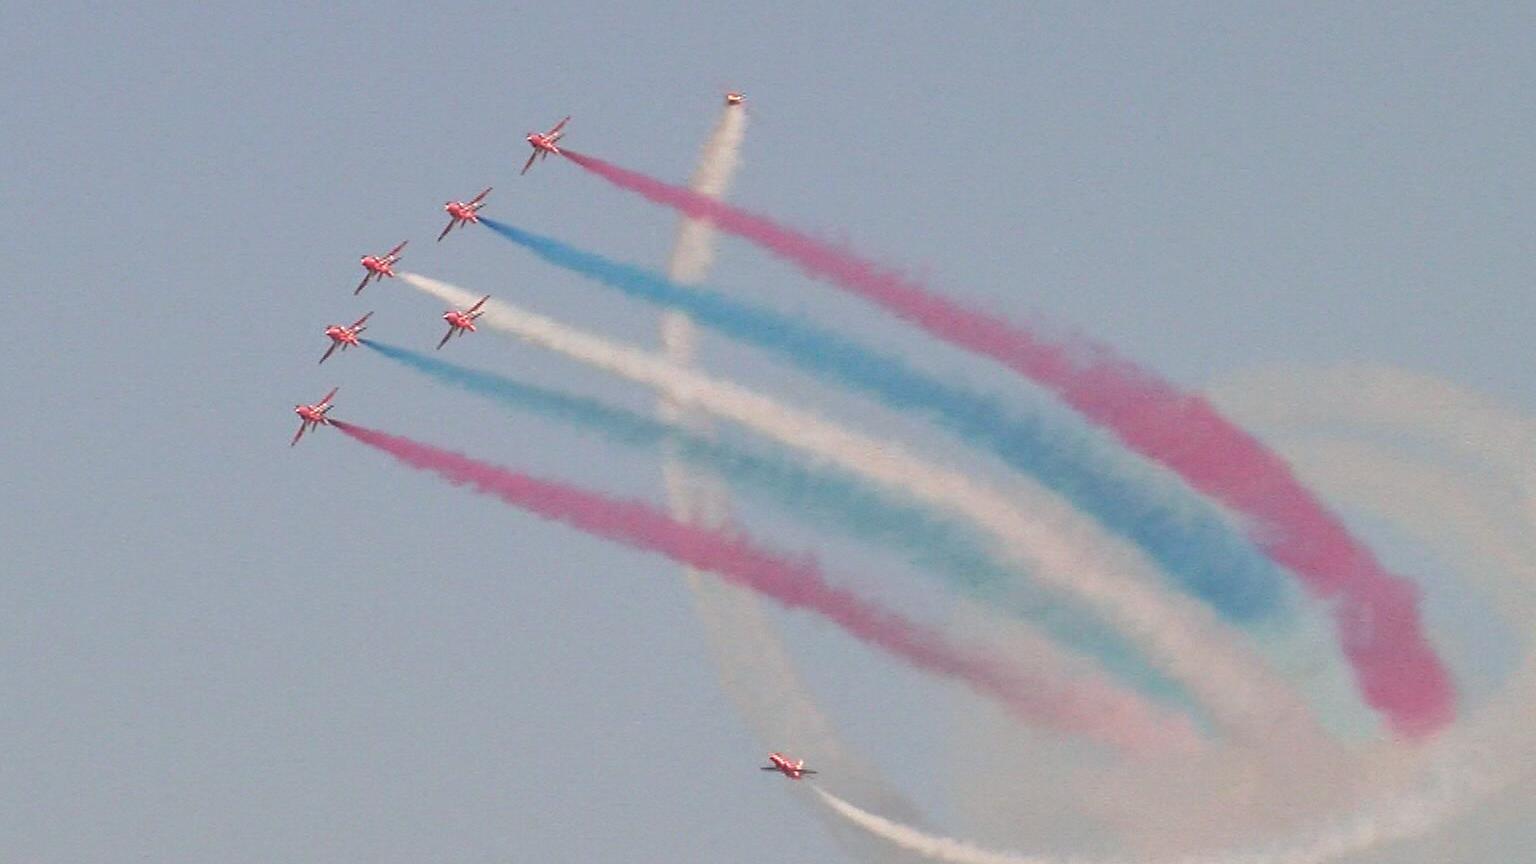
527, 132, 560, 154
765, 752, 811, 779
356, 244, 404, 293
291, 388, 338, 445
360, 256, 395, 278
442, 310, 479, 333
325, 325, 363, 347
294, 403, 330, 425
444, 201, 481, 223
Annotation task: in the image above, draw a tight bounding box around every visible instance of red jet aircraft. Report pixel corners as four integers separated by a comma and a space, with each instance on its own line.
521, 116, 570, 175
291, 387, 338, 446
725, 91, 746, 106
438, 295, 490, 349
357, 241, 407, 294
438, 187, 492, 241
319, 311, 372, 364
760, 752, 818, 780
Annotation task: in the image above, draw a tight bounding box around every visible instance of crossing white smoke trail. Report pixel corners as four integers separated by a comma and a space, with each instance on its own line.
653, 99, 930, 837
397, 271, 1312, 747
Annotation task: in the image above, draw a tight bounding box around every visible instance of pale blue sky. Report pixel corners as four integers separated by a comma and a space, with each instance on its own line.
3, 3, 1533, 862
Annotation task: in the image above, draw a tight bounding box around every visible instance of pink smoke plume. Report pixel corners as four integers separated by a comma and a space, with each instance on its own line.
560, 149, 1454, 737
333, 420, 1199, 754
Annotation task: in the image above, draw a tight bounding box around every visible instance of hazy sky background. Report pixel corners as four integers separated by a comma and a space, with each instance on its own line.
3, 3, 1533, 862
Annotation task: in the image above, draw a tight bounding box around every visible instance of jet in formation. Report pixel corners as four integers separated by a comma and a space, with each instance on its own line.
291, 387, 338, 446
319, 312, 372, 364
356, 241, 407, 294
438, 295, 490, 349
522, 116, 570, 175
439, 187, 492, 241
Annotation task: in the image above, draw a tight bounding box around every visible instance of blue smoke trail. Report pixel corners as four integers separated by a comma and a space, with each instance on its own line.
479, 218, 1288, 622
363, 338, 1194, 715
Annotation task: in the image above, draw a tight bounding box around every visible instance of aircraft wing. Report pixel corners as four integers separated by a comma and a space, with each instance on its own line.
437, 220, 455, 242
318, 387, 339, 407
319, 342, 339, 365
549, 116, 569, 135
469, 186, 491, 205
350, 311, 373, 329
291, 424, 306, 447
467, 295, 490, 313
521, 150, 538, 175
437, 328, 454, 350
387, 240, 408, 259
355, 273, 372, 294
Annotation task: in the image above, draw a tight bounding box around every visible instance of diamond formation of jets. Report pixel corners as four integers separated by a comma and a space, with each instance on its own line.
438, 295, 490, 350
319, 312, 372, 364
356, 241, 407, 294
760, 752, 818, 780
291, 387, 338, 446
439, 187, 492, 242
522, 116, 570, 175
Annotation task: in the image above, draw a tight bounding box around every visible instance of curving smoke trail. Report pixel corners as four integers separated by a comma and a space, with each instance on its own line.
558, 148, 1453, 736
331, 420, 1200, 752
479, 217, 1286, 622
812, 751, 1500, 864
395, 272, 1316, 745
892, 370, 1536, 864
362, 338, 1188, 712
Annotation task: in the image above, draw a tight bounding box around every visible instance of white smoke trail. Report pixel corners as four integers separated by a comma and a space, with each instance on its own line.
398, 271, 1311, 747
814, 745, 1502, 864
662, 100, 747, 299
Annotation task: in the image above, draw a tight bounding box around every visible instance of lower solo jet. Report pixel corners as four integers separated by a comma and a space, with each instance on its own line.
761, 752, 818, 780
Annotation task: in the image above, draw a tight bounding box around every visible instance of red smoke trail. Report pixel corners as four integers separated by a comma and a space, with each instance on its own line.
333, 420, 1199, 753
560, 149, 1454, 737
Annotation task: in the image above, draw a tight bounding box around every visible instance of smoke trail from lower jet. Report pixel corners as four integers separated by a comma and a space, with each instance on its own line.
558, 148, 1453, 737
839, 370, 1536, 864
331, 420, 1199, 752
812, 751, 1500, 864
395, 272, 1316, 746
